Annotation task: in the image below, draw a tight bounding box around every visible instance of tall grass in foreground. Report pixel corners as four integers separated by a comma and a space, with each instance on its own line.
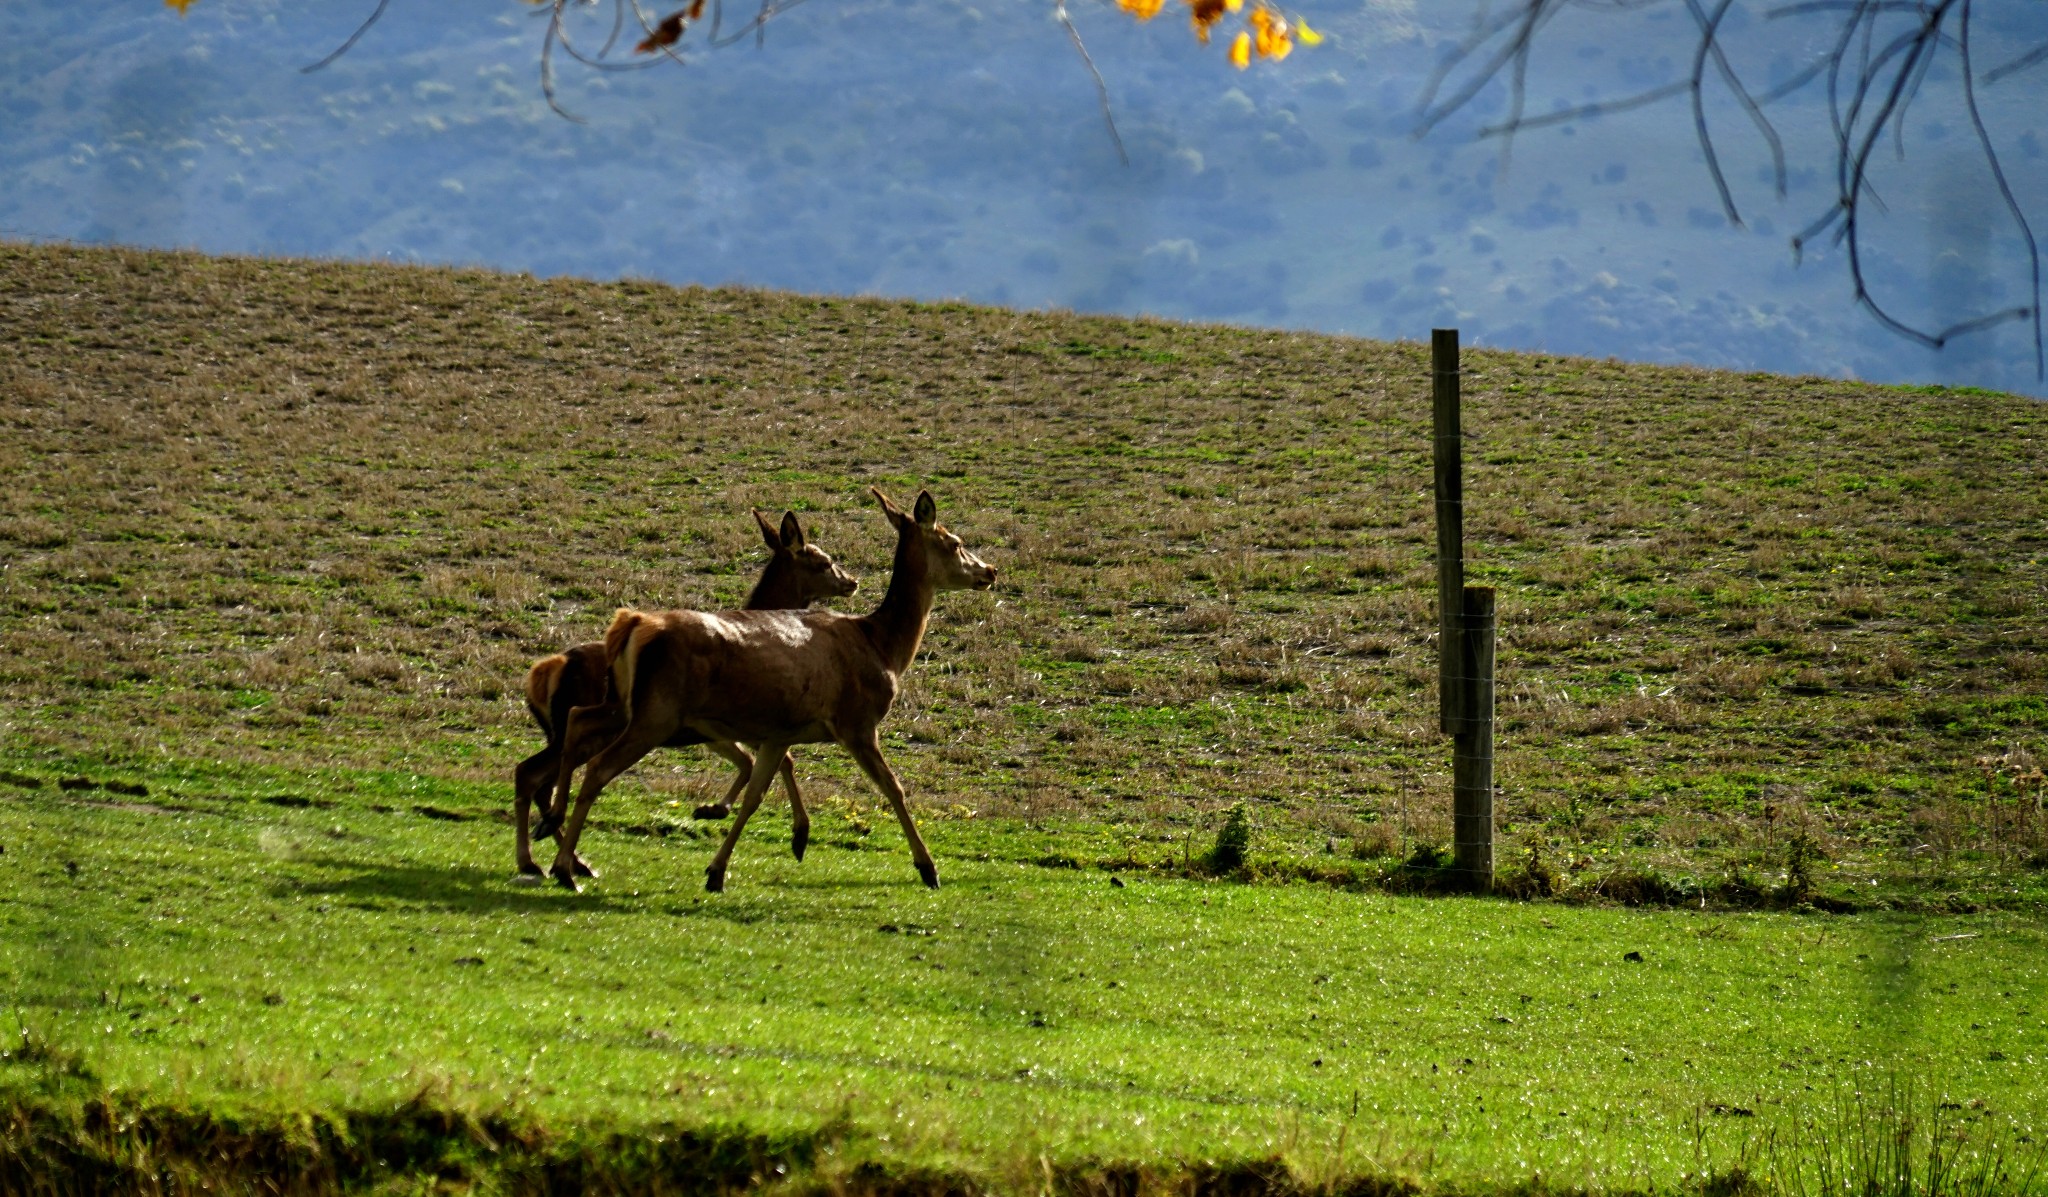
1745, 1079, 2046, 1197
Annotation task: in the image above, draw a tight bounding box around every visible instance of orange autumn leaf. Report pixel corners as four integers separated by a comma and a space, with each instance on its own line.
1119, 0, 1166, 20
635, 9, 687, 52
1249, 4, 1292, 59
1295, 16, 1323, 45
164, 0, 197, 14
1229, 29, 1251, 68
687, 0, 707, 19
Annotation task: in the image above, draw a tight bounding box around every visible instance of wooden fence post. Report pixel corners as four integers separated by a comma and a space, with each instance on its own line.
1432, 329, 1495, 891
1455, 585, 1496, 890
1432, 329, 1463, 736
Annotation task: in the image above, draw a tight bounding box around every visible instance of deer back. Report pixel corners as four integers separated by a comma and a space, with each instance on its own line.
605, 607, 893, 744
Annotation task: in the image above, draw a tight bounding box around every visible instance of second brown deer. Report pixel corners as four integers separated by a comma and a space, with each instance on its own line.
541, 488, 994, 892
515, 510, 856, 877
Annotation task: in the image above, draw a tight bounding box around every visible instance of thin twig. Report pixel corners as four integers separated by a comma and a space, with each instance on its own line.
1955, 0, 2044, 373
1057, 3, 1127, 167
1684, 0, 1744, 224
1983, 38, 2048, 84
301, 0, 393, 74
600, 0, 628, 58
541, 0, 589, 124
1685, 0, 1786, 196
1478, 81, 1691, 138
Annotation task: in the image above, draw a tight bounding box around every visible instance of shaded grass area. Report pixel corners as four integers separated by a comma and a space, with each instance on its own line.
4, 766, 2047, 1193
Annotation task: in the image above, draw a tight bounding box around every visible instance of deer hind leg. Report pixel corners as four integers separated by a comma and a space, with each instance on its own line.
704, 740, 793, 893
779, 753, 809, 862
843, 731, 937, 890
511, 743, 559, 877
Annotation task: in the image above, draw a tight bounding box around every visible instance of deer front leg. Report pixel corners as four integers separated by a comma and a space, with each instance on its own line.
704, 741, 792, 893
537, 700, 625, 881
780, 752, 809, 862
843, 731, 937, 890
536, 701, 622, 844
548, 719, 664, 891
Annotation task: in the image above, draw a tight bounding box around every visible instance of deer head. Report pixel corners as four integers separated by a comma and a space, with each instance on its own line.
754, 509, 860, 602
870, 488, 997, 592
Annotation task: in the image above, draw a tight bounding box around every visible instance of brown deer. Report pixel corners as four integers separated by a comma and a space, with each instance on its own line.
541, 487, 995, 893
514, 510, 857, 877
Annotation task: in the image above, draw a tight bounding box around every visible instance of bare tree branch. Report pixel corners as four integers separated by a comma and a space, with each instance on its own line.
1425, 0, 2045, 380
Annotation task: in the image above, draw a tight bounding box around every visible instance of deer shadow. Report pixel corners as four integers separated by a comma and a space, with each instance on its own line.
273, 856, 635, 915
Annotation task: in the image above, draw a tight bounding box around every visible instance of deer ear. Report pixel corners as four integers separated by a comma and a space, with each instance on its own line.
913, 491, 937, 528
871, 486, 910, 529
752, 509, 781, 550
779, 511, 806, 549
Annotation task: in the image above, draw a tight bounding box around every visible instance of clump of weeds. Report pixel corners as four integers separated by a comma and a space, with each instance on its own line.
1206, 803, 1252, 874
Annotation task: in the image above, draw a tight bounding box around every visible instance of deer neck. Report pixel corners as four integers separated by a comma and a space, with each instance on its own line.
864, 531, 935, 674
743, 557, 803, 611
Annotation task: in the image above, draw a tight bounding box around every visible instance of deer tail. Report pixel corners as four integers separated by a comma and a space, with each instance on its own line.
524, 652, 567, 740
602, 608, 660, 722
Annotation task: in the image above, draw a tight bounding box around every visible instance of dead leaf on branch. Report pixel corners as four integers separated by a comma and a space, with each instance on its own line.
635, 9, 688, 53
1188, 0, 1237, 44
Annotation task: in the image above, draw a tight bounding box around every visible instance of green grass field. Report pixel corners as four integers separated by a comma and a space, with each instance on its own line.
6, 758, 2045, 1194
2, 242, 2047, 1194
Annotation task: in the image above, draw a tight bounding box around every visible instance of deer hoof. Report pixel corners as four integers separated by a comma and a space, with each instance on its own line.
550, 865, 582, 893
517, 860, 544, 878
573, 855, 598, 879
705, 866, 726, 894
692, 803, 729, 820
916, 861, 939, 890
532, 812, 563, 840
791, 826, 809, 862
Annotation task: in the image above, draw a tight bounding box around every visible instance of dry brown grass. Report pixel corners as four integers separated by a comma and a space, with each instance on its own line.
3, 241, 2046, 875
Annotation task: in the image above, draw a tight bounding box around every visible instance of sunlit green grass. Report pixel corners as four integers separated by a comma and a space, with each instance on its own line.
5, 761, 2044, 1191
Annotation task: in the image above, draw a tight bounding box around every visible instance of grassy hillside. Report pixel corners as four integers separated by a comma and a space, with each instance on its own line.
2, 241, 2047, 1194
2, 240, 2043, 902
